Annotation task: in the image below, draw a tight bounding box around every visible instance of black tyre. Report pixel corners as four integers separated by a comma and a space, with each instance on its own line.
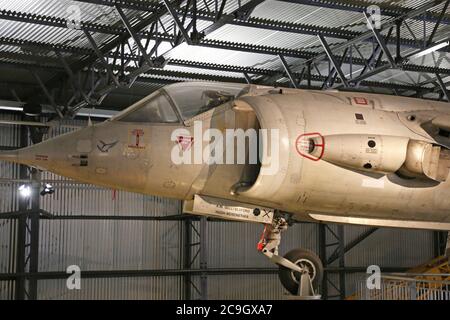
278, 248, 323, 295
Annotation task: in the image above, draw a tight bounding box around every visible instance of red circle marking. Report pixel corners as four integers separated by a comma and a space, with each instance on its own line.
295, 132, 325, 161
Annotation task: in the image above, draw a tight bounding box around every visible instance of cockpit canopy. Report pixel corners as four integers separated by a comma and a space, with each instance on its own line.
112, 82, 249, 123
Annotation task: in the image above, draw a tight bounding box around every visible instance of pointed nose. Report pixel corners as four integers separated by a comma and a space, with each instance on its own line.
0, 150, 18, 163
0, 126, 92, 171
0, 146, 48, 168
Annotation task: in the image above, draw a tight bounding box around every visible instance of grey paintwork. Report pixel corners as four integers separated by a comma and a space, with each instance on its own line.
2, 82, 450, 229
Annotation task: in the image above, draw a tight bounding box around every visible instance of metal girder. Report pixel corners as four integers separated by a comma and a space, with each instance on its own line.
23, 1, 182, 112
219, 15, 446, 54
83, 30, 121, 88
0, 266, 408, 281
183, 216, 208, 300
74, 0, 162, 11
327, 228, 378, 265
200, 0, 265, 37
354, 27, 394, 86
193, 39, 450, 77
278, 0, 450, 25
3, 48, 444, 100
303, 0, 449, 67
55, 51, 92, 104
318, 35, 349, 87
72, 1, 181, 72
427, 0, 450, 46
0, 57, 440, 103
29, 71, 64, 118
0, 8, 449, 76
162, 0, 193, 45
318, 224, 346, 300
161, 0, 265, 61
279, 54, 299, 88
13, 124, 43, 300
243, 72, 252, 84
364, 12, 396, 68
436, 73, 450, 102
115, 5, 154, 66
1, 1, 450, 105
30, 3, 440, 53
69, 0, 263, 115
323, 48, 348, 89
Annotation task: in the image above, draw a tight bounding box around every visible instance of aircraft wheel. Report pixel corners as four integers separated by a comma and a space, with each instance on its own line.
278, 249, 323, 295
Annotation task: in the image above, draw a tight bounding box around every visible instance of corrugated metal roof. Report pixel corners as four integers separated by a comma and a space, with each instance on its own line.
0, 0, 447, 98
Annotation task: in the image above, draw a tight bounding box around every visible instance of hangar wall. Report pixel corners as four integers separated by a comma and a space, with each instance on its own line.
0, 113, 436, 300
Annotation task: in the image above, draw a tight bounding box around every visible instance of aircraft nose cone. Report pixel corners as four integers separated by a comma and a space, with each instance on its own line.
0, 150, 18, 163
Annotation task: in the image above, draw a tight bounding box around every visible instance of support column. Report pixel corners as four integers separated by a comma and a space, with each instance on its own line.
183, 218, 192, 300
14, 122, 28, 300
182, 215, 208, 300
446, 232, 450, 258
27, 168, 40, 300
199, 217, 208, 300
14, 120, 43, 300
318, 224, 328, 299
337, 225, 346, 300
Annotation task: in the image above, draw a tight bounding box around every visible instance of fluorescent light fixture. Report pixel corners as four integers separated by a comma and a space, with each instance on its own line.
408, 40, 450, 60
0, 100, 24, 112
0, 106, 23, 112
0, 100, 118, 119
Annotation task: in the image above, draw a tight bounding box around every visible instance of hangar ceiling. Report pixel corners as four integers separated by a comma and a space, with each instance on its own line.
0, 0, 449, 117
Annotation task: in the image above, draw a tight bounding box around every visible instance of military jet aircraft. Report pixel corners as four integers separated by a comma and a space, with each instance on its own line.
2, 81, 450, 295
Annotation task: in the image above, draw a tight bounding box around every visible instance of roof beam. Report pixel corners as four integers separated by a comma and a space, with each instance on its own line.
278, 0, 450, 25
68, 0, 265, 114
427, 0, 450, 46
318, 35, 349, 87
115, 5, 155, 67
3, 32, 449, 79
436, 73, 450, 102
278, 55, 299, 88
364, 12, 396, 68
162, 0, 193, 45
0, 55, 431, 95
0, 7, 448, 58
303, 0, 449, 66
29, 71, 64, 118
2, 4, 443, 54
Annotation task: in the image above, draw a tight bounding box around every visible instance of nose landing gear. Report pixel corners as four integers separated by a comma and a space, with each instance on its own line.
258, 216, 323, 299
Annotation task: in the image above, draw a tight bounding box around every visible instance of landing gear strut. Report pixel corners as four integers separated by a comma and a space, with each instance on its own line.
258, 216, 323, 298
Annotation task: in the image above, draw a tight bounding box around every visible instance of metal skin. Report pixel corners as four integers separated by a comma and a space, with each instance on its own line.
2, 82, 450, 230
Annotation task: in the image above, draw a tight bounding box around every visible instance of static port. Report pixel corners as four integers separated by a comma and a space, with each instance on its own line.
368, 140, 376, 148
253, 208, 261, 216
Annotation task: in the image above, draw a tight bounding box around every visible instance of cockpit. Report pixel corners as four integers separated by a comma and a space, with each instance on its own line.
112, 82, 249, 124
